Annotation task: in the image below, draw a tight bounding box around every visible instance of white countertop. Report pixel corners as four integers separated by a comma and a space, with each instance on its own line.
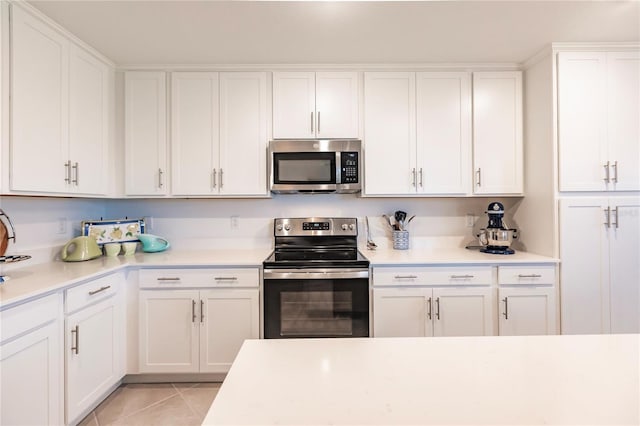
362, 246, 558, 265
0, 248, 271, 309
203, 334, 639, 425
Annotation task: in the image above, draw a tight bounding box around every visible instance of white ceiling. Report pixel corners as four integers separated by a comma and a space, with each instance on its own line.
28, 1, 640, 66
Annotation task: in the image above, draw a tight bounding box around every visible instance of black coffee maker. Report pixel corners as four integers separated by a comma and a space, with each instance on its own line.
477, 202, 518, 255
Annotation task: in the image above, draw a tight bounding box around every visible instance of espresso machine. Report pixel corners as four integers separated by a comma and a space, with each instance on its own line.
477, 202, 518, 255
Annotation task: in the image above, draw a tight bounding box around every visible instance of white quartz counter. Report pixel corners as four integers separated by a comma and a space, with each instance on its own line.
0, 248, 271, 309
362, 246, 558, 265
203, 334, 639, 425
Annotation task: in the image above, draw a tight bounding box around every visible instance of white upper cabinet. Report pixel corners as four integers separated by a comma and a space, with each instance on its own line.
125, 72, 168, 196
472, 71, 523, 195
10, 6, 111, 196
364, 71, 471, 196
273, 71, 359, 139
171, 72, 268, 196
558, 51, 639, 191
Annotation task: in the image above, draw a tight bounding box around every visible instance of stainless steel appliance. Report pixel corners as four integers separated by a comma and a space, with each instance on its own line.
269, 139, 361, 194
477, 202, 518, 254
263, 217, 369, 338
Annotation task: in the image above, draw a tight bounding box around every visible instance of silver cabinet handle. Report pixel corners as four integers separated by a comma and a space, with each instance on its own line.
157, 277, 181, 281
419, 168, 423, 188
200, 299, 204, 323
310, 111, 314, 133
427, 297, 432, 320
612, 207, 619, 228
64, 161, 71, 183
435, 297, 440, 320
72, 162, 79, 185
411, 168, 416, 187
517, 274, 542, 278
450, 275, 474, 279
612, 161, 618, 183
71, 325, 79, 354
604, 207, 611, 228
88, 285, 111, 296
393, 275, 417, 279
502, 297, 509, 319
220, 169, 223, 188
476, 168, 482, 187
192, 300, 196, 323
158, 168, 164, 189
212, 169, 217, 189
604, 161, 610, 183
317, 111, 320, 133
214, 277, 238, 281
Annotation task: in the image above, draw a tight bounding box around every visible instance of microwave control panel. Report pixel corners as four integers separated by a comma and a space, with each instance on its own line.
340, 152, 359, 184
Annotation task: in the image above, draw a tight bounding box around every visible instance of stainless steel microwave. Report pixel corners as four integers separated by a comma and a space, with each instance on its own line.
269, 139, 361, 194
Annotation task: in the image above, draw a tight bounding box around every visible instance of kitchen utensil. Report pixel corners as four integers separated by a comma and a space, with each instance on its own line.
382, 214, 395, 230
407, 215, 416, 225
137, 234, 170, 253
477, 202, 518, 255
394, 211, 407, 231
365, 216, 377, 250
61, 236, 102, 262
0, 209, 17, 257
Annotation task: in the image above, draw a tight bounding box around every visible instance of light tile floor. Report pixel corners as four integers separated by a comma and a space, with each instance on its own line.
77, 382, 221, 426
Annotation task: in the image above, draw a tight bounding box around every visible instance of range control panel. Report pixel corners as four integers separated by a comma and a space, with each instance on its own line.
274, 217, 358, 237
340, 152, 359, 184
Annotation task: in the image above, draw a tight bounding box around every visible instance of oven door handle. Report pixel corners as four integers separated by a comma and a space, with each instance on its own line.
264, 269, 369, 280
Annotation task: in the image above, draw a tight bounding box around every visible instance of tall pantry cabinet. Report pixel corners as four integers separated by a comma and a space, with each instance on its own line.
556, 48, 640, 334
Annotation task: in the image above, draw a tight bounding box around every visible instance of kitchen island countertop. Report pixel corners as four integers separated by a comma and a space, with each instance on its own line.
203, 334, 639, 425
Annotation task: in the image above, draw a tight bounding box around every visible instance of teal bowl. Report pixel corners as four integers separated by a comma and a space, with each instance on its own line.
137, 234, 170, 253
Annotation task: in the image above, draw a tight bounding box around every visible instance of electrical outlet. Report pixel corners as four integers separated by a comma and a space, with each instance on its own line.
57, 218, 67, 234
465, 214, 475, 228
230, 216, 239, 229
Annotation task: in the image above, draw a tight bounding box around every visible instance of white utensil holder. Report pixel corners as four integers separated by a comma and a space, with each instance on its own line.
392, 231, 409, 250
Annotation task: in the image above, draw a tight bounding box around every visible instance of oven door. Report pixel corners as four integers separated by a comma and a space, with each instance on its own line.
263, 269, 369, 339
271, 152, 338, 193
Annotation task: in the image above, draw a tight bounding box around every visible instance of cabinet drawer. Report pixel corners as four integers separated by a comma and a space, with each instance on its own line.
139, 268, 259, 289
498, 265, 555, 285
373, 266, 492, 287
65, 274, 120, 314
1, 293, 61, 344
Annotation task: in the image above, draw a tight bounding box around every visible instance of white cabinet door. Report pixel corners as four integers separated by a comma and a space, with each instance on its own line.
0, 322, 62, 426
68, 45, 110, 195
139, 290, 199, 373
609, 200, 640, 333
373, 288, 430, 337
364, 72, 416, 195
560, 198, 610, 334
200, 289, 259, 373
472, 71, 523, 195
66, 296, 123, 424
416, 72, 471, 195
10, 5, 68, 193
606, 51, 640, 191
272, 72, 315, 139
557, 52, 608, 192
498, 287, 555, 336
219, 72, 268, 196
315, 72, 359, 138
432, 287, 493, 337
125, 72, 168, 196
171, 72, 219, 195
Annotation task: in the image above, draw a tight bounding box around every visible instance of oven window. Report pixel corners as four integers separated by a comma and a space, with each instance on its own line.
280, 291, 353, 336
273, 152, 336, 184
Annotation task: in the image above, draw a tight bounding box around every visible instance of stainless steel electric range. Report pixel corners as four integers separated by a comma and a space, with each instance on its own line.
263, 217, 370, 339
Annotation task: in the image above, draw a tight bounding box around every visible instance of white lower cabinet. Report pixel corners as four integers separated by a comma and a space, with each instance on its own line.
1, 294, 63, 426
65, 273, 125, 425
138, 268, 259, 374
498, 287, 555, 336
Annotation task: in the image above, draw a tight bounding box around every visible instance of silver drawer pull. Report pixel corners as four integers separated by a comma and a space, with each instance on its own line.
157, 277, 181, 281
214, 277, 238, 281
394, 275, 417, 279
517, 274, 542, 278
71, 325, 79, 354
450, 275, 474, 279
88, 285, 111, 296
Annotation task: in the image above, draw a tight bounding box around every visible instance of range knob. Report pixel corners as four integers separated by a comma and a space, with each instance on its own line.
349, 224, 356, 231
284, 224, 291, 231
341, 224, 348, 231
276, 224, 283, 231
